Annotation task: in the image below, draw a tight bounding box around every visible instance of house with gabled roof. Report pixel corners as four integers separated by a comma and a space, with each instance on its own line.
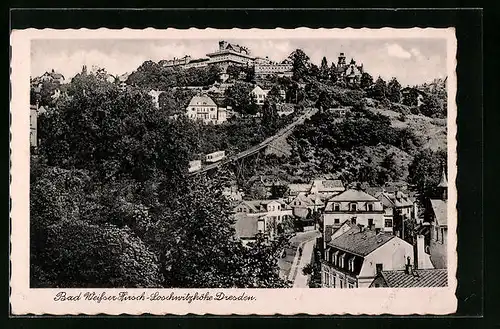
310, 179, 345, 200
323, 188, 389, 238
321, 226, 414, 288
233, 199, 293, 240
185, 94, 228, 124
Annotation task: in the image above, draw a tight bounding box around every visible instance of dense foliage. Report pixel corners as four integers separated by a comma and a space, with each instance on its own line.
31, 71, 289, 288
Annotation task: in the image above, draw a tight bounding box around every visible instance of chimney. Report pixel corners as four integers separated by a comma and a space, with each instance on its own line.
415, 234, 427, 269
405, 256, 413, 274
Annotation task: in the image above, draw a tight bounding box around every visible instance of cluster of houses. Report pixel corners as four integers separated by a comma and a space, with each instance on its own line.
229, 171, 449, 289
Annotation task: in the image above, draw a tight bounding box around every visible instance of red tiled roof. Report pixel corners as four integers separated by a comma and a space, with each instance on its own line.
380, 269, 448, 287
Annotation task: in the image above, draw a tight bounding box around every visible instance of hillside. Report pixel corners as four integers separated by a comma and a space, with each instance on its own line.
368, 107, 447, 151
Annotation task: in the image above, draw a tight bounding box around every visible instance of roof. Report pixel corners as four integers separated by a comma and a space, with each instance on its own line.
234, 214, 259, 239
188, 58, 210, 64
328, 227, 396, 257
289, 184, 312, 194
251, 85, 268, 95
380, 269, 448, 288
238, 199, 287, 213
438, 168, 448, 188
376, 191, 413, 208
430, 199, 447, 226
312, 179, 344, 192
188, 95, 217, 107
328, 189, 379, 202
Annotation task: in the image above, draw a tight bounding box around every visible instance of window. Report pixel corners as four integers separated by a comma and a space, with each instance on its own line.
350, 203, 357, 211
334, 218, 340, 224
340, 254, 346, 268
351, 217, 357, 225
440, 228, 445, 243
368, 218, 374, 227
334, 203, 340, 211
367, 204, 374, 211
385, 218, 393, 227
435, 227, 439, 241
332, 275, 336, 288
340, 279, 344, 289
348, 258, 355, 272
376, 263, 383, 274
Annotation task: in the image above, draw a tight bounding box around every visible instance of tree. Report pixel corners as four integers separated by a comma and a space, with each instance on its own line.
289, 49, 310, 82
360, 72, 374, 90
329, 62, 338, 83
262, 96, 279, 134
224, 82, 255, 115
319, 57, 330, 81
30, 163, 163, 288
387, 77, 402, 103
420, 93, 444, 118
308, 64, 320, 79
372, 76, 388, 101
407, 149, 447, 199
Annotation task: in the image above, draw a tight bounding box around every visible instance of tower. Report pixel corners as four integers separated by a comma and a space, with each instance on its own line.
437, 166, 448, 201
338, 52, 346, 67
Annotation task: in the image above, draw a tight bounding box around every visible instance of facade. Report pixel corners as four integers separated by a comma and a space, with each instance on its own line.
254, 57, 293, 78
206, 41, 255, 72
185, 95, 228, 124
233, 199, 293, 239
323, 189, 388, 236
370, 268, 447, 288
251, 85, 269, 105
289, 193, 325, 218
148, 89, 164, 109
321, 226, 414, 288
375, 190, 417, 239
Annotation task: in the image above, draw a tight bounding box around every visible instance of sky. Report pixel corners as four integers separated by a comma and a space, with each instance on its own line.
31, 38, 447, 87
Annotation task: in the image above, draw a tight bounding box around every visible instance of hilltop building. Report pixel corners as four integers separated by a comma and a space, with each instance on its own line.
254, 56, 293, 78
206, 41, 255, 72
335, 53, 364, 85
185, 95, 229, 125
38, 69, 65, 84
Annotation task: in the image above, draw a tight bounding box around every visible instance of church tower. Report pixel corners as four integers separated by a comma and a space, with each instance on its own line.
337, 52, 346, 68
437, 166, 448, 201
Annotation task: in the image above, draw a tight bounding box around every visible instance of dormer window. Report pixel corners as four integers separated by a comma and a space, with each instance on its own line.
348, 257, 355, 272
367, 203, 374, 211
350, 203, 357, 211
334, 203, 340, 211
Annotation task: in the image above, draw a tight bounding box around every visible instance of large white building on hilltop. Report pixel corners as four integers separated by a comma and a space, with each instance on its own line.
185, 95, 228, 125
206, 41, 255, 72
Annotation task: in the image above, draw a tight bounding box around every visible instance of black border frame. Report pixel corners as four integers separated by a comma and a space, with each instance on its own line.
7, 7, 484, 325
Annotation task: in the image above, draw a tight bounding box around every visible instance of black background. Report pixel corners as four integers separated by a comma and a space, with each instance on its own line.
7, 6, 488, 328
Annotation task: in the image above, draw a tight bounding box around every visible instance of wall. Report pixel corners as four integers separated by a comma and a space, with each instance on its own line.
323, 213, 386, 230
358, 238, 414, 287
429, 224, 447, 269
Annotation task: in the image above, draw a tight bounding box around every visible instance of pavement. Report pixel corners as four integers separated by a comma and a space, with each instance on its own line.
286, 230, 321, 287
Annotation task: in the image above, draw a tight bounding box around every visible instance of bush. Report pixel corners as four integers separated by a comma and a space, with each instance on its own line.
390, 103, 411, 115
302, 263, 314, 275
410, 106, 421, 115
